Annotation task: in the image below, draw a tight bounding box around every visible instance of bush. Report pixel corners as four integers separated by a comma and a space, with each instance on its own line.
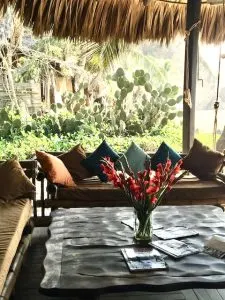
0, 122, 182, 160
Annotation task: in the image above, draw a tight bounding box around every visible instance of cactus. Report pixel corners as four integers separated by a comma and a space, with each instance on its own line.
108, 67, 182, 134
13, 119, 22, 128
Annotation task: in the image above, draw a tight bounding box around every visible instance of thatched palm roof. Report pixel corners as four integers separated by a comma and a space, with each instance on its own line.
1, 0, 225, 44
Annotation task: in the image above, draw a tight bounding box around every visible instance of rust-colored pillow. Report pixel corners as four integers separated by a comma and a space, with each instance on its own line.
58, 144, 93, 181
0, 159, 35, 201
36, 150, 76, 187
182, 139, 224, 180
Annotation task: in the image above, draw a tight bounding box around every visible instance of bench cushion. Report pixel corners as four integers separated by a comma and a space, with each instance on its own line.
0, 199, 31, 294
54, 175, 225, 207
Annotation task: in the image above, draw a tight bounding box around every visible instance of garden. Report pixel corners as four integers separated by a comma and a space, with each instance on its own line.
0, 12, 215, 158
0, 65, 183, 159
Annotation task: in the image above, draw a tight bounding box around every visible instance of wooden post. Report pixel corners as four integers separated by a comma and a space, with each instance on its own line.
182, 0, 201, 153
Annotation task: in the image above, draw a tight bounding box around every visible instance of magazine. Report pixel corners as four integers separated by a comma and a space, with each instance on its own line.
121, 247, 167, 272
153, 226, 199, 240
150, 239, 200, 259
204, 235, 225, 258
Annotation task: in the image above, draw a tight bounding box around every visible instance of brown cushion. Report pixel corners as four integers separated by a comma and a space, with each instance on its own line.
36, 150, 76, 187
0, 159, 35, 201
58, 144, 93, 181
54, 175, 225, 206
182, 139, 224, 180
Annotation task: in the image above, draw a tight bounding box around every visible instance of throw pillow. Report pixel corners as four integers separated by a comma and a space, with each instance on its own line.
0, 158, 35, 201
58, 144, 93, 181
151, 141, 181, 170
81, 140, 119, 182
117, 141, 150, 177
36, 150, 76, 187
182, 138, 224, 180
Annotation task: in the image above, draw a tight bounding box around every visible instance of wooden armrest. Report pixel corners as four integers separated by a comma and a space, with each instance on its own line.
47, 182, 58, 199
36, 170, 46, 181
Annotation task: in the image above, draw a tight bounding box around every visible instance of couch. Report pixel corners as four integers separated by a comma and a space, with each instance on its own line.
0, 160, 36, 300
36, 152, 225, 217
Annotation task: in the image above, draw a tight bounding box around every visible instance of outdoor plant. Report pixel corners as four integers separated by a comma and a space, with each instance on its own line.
109, 67, 183, 134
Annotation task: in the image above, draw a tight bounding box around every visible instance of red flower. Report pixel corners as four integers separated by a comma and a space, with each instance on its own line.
101, 156, 184, 212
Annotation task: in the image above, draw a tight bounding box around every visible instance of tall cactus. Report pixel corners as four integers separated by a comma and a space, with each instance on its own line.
109, 67, 182, 134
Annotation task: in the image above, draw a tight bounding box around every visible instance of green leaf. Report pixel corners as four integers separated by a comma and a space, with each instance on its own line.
144, 73, 150, 81
117, 77, 125, 89
116, 68, 125, 77
168, 99, 176, 106
161, 104, 169, 112
99, 132, 105, 140
172, 85, 179, 94
127, 83, 134, 93
145, 83, 152, 93
161, 118, 168, 127
164, 87, 171, 95
176, 95, 183, 103
13, 119, 22, 128
138, 76, 146, 86
168, 113, 176, 120
151, 90, 158, 98
114, 90, 121, 99
95, 114, 102, 124
120, 88, 128, 99
57, 103, 63, 109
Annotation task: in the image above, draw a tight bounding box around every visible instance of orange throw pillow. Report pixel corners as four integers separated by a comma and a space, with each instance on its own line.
0, 159, 35, 201
36, 150, 76, 187
58, 144, 93, 181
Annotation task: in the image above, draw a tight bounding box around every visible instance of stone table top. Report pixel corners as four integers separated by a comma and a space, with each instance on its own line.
40, 205, 225, 298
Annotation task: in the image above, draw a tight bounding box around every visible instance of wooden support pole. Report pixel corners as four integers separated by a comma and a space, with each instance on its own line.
183, 0, 201, 153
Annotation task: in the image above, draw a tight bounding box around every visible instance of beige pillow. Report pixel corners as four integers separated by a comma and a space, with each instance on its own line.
58, 144, 93, 181
182, 139, 224, 180
36, 150, 76, 187
0, 159, 35, 201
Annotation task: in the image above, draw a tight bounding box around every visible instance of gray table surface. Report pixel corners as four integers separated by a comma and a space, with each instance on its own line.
40, 205, 225, 298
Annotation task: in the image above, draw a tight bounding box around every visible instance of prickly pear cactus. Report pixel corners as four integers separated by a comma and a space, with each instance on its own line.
109, 67, 182, 134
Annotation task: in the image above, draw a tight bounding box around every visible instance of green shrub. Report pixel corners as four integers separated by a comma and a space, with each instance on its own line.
0, 122, 182, 159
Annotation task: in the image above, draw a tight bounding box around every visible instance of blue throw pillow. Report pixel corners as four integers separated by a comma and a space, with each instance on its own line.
81, 140, 119, 182
151, 142, 181, 170
117, 141, 150, 177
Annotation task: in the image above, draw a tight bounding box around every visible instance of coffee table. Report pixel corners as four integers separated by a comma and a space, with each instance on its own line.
40, 205, 225, 299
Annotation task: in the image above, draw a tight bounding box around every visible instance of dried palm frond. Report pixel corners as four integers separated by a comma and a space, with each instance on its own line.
0, 0, 224, 44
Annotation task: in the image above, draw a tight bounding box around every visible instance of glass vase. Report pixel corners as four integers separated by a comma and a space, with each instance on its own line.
134, 209, 153, 245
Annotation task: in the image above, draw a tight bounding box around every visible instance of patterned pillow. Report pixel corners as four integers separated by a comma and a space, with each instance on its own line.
117, 141, 150, 177
81, 140, 119, 182
36, 150, 76, 187
182, 139, 224, 180
58, 144, 93, 181
151, 142, 181, 170
0, 158, 35, 201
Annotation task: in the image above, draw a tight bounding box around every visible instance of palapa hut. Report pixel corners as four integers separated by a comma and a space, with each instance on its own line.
0, 0, 224, 44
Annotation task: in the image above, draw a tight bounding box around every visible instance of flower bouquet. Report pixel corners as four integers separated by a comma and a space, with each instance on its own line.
101, 157, 185, 244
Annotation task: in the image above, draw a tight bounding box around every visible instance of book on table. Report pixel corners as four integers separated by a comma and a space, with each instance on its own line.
153, 227, 199, 240
121, 247, 167, 272
150, 239, 199, 259
204, 235, 225, 258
